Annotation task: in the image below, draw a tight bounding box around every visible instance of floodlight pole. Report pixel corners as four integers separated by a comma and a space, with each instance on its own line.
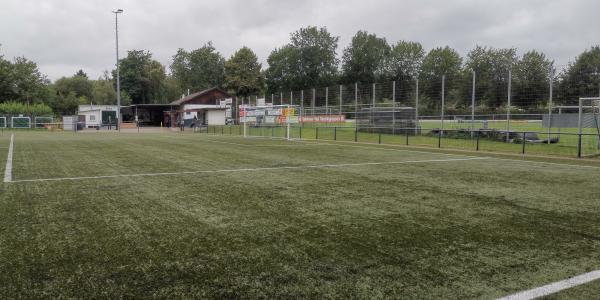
113, 9, 123, 131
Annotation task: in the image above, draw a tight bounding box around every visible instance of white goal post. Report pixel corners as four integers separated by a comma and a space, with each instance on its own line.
240, 104, 300, 140
11, 116, 31, 129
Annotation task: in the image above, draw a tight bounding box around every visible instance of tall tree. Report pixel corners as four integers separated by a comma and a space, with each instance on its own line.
170, 42, 225, 92
419, 46, 463, 109
559, 46, 600, 103
114, 50, 166, 104
513, 50, 554, 107
91, 71, 116, 105
224, 47, 264, 97
54, 71, 93, 100
265, 45, 300, 93
7, 57, 52, 104
463, 46, 518, 108
341, 31, 390, 84
381, 41, 425, 81
289, 26, 339, 88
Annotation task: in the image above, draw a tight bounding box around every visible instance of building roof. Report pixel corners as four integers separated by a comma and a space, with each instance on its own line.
170, 87, 230, 106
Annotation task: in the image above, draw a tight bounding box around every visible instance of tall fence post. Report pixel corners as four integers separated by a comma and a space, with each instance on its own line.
312, 88, 315, 116
578, 97, 583, 158
415, 79, 419, 135
325, 87, 329, 126
392, 81, 396, 135
280, 92, 283, 105
290, 91, 293, 106
441, 75, 445, 133
372, 83, 376, 127
339, 85, 343, 118
522, 132, 526, 154
507, 69, 512, 142
471, 71, 476, 134
355, 83, 358, 131
548, 70, 553, 144
301, 90, 304, 127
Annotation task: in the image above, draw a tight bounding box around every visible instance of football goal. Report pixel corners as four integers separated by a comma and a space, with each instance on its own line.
578, 97, 600, 157
11, 116, 31, 129
240, 105, 300, 140
0, 117, 6, 128
34, 116, 54, 128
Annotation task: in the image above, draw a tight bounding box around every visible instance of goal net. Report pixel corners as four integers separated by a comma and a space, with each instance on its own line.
11, 116, 31, 129
240, 105, 300, 140
0, 117, 6, 128
578, 97, 600, 156
34, 116, 54, 128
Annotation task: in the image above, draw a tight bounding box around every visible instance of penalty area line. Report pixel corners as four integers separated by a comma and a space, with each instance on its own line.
3, 134, 14, 183
9, 157, 488, 183
497, 270, 600, 300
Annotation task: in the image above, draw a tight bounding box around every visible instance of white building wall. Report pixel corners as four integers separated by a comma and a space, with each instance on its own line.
207, 110, 226, 125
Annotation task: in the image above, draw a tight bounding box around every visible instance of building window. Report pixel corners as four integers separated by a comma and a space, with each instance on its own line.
90, 115, 95, 121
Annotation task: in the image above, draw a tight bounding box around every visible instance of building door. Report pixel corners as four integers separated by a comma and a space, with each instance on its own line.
102, 111, 117, 126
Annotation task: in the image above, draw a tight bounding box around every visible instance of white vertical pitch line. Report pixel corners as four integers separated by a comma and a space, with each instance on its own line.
497, 270, 600, 300
3, 134, 14, 183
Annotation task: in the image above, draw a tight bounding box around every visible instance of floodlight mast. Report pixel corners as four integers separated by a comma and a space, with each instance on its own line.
113, 9, 123, 131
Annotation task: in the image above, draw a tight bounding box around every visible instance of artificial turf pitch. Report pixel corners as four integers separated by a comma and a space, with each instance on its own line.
0, 132, 599, 299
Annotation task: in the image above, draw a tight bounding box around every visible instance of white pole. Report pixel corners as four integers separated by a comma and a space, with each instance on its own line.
392, 81, 396, 133
290, 91, 293, 106
471, 71, 476, 133
243, 97, 247, 138
415, 79, 419, 135
441, 75, 445, 132
372, 83, 376, 127
113, 9, 123, 131
548, 70, 553, 144
325, 87, 329, 115
355, 83, 358, 129
280, 92, 283, 105
339, 85, 343, 117
312, 88, 315, 116
507, 69, 512, 142
271, 93, 274, 105
301, 90, 304, 126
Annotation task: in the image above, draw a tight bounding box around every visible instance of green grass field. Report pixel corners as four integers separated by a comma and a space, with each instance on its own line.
1, 131, 600, 298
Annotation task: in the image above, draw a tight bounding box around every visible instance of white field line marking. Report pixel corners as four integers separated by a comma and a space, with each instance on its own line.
3, 134, 14, 183
221, 135, 600, 170
9, 157, 488, 183
201, 139, 327, 148
199, 135, 482, 159
497, 270, 600, 300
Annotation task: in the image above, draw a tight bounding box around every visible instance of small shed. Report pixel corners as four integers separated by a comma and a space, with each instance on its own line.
78, 105, 118, 128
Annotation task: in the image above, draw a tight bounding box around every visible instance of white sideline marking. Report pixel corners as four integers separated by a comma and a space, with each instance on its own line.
3, 134, 14, 183
9, 157, 487, 183
223, 135, 600, 170
497, 270, 600, 300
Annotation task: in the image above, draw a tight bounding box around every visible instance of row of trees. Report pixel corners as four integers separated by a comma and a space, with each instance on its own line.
2, 27, 600, 115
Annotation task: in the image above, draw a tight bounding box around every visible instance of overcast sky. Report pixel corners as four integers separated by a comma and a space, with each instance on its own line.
1, 0, 598, 81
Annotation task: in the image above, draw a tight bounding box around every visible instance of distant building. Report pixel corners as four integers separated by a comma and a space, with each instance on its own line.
120, 87, 232, 128
167, 87, 232, 127
77, 105, 118, 128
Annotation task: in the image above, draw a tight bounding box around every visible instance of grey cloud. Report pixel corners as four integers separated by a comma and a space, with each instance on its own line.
0, 0, 598, 80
